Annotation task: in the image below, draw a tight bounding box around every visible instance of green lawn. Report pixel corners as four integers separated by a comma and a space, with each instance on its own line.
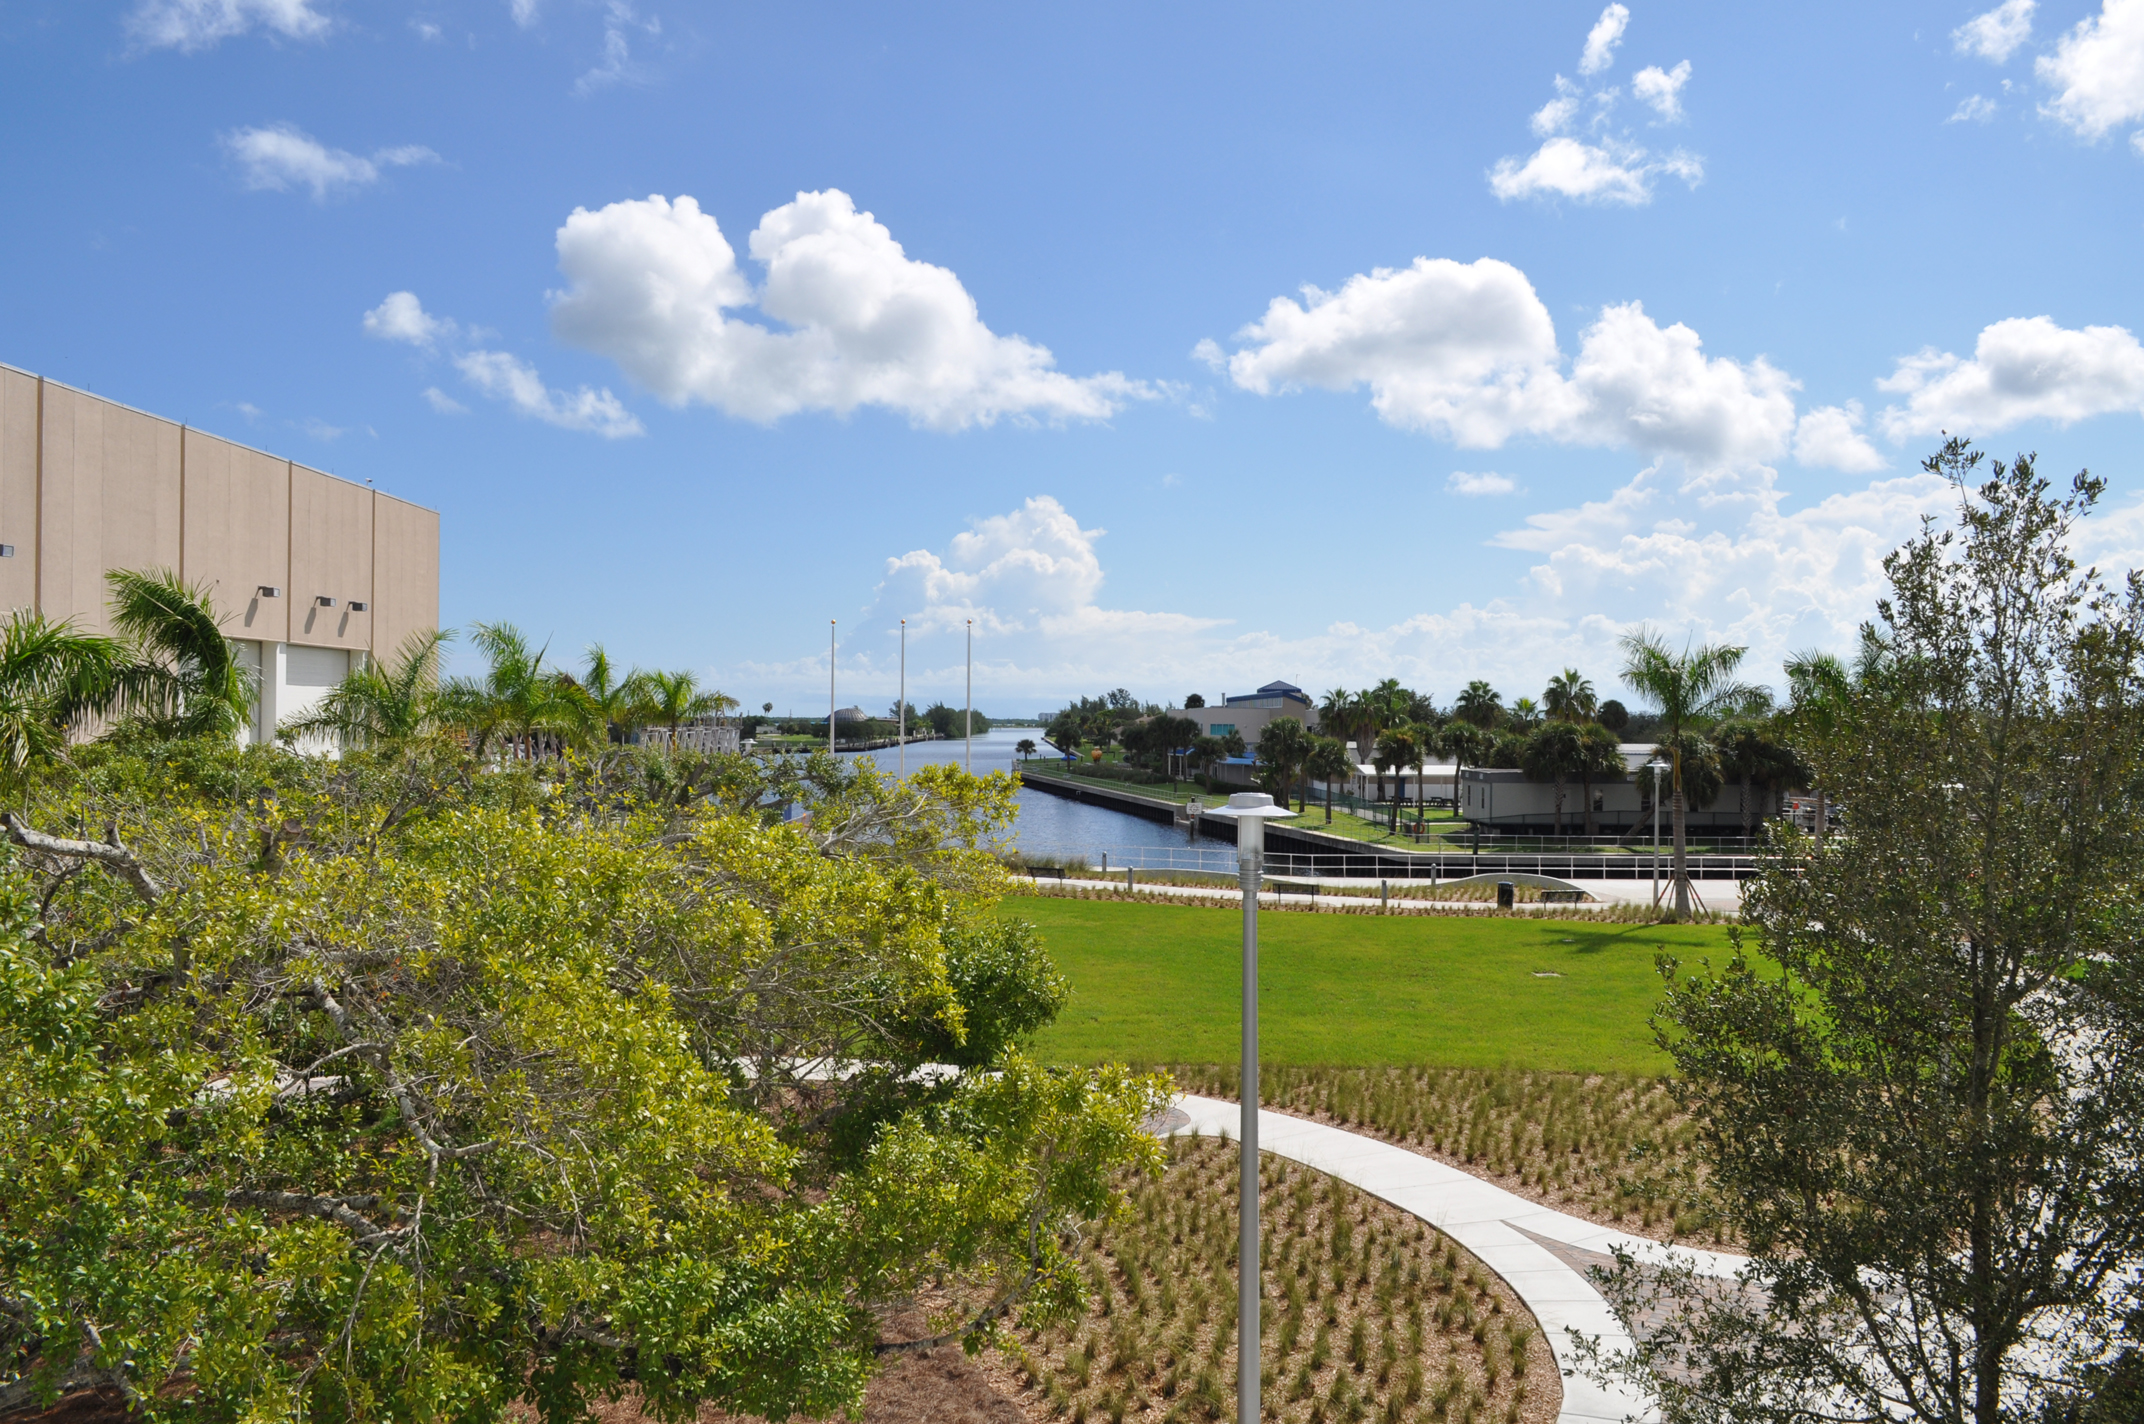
1005, 896, 1740, 1074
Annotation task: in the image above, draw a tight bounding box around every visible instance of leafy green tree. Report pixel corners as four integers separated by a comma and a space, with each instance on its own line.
1254, 715, 1315, 811
0, 737, 1164, 1424
1590, 441, 2144, 1424
1014, 738, 1036, 763
1305, 735, 1352, 824
1618, 628, 1750, 919
1596, 698, 1629, 734
105, 568, 254, 742
0, 612, 123, 794
1453, 679, 1501, 729
1188, 730, 1244, 788
281, 628, 452, 750
1712, 716, 1800, 839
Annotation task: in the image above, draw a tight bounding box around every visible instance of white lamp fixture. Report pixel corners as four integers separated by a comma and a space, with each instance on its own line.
1205, 790, 1298, 1424
347, 600, 368, 612
315, 595, 336, 608
256, 585, 282, 598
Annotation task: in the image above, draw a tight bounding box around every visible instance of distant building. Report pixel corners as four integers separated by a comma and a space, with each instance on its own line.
833, 705, 870, 723
1, 362, 440, 747
1454, 746, 1759, 830
1171, 680, 1320, 747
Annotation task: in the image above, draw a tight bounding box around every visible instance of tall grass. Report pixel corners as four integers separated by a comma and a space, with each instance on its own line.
1166, 1066, 1724, 1246
1002, 1136, 1555, 1424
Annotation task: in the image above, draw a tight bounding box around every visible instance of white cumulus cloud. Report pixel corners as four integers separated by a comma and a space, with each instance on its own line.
224, 124, 437, 201
362, 290, 641, 437
128, 0, 329, 51
1950, 94, 2000, 122
550, 190, 1150, 430
1447, 471, 1519, 496
1491, 10, 1700, 205
1210, 256, 1796, 470
454, 351, 644, 438
509, 0, 539, 25
1578, 3, 1629, 74
1955, 0, 2036, 62
1490, 136, 1703, 204
879, 496, 1224, 646
363, 291, 457, 348
1876, 315, 2144, 439
2037, 0, 2144, 139
1632, 60, 1691, 120
1792, 402, 1887, 472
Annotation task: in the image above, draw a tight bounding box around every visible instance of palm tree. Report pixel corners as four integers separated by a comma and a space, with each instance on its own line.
1783, 649, 1860, 846
0, 611, 124, 795
1618, 627, 1750, 919
1015, 738, 1037, 763
438, 622, 585, 760
1255, 715, 1315, 812
1437, 720, 1489, 818
281, 628, 452, 749
1542, 668, 1597, 723
578, 644, 651, 744
105, 568, 253, 741
1573, 721, 1624, 838
1508, 696, 1543, 732
1713, 716, 1795, 840
1306, 735, 1352, 824
639, 669, 736, 750
1405, 733, 1433, 832
1521, 720, 1584, 835
1453, 680, 1501, 729
1376, 726, 1419, 832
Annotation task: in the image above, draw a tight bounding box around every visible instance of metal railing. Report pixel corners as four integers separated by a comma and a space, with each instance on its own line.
1017, 844, 1763, 881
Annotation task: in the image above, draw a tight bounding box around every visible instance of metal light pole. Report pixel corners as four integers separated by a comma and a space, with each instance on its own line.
964, 618, 973, 774
828, 620, 837, 755
898, 619, 907, 777
1209, 791, 1297, 1424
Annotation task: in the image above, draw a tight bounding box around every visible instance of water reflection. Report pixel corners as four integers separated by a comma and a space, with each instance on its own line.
835, 728, 1237, 872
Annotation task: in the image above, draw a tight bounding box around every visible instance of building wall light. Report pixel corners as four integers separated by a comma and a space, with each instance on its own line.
257, 586, 282, 598
316, 596, 337, 608
347, 600, 368, 612
0, 545, 14, 558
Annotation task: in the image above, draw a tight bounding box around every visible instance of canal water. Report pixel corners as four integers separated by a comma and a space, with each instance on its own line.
839, 727, 1238, 872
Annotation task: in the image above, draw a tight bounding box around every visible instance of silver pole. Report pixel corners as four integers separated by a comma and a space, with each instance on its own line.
964, 618, 973, 774
1652, 763, 1662, 909
898, 619, 906, 777
829, 620, 837, 755
1238, 813, 1263, 1424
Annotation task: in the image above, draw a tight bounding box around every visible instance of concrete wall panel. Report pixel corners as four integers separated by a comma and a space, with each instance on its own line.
290, 465, 373, 651
371, 494, 439, 661
36, 384, 182, 636
0, 370, 37, 614
182, 431, 290, 643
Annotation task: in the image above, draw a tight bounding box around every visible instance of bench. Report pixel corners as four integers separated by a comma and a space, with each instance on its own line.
1267, 880, 1320, 898
1538, 889, 1588, 903
1026, 866, 1067, 881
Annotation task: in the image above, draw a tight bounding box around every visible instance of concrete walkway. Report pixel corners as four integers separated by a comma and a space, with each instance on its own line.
1168, 1094, 1746, 1424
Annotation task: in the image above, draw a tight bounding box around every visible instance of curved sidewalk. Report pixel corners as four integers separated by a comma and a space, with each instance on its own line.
1169, 1094, 1746, 1424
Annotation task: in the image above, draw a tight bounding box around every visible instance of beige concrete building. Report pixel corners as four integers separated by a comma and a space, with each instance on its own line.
0, 362, 440, 745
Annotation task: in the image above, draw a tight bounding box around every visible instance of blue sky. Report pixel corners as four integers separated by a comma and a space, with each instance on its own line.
4, 0, 2143, 717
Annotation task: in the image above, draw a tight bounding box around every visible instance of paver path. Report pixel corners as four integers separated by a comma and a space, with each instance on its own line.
1168, 1095, 1747, 1424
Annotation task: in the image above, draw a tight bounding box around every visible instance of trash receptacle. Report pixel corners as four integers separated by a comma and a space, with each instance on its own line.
1496, 880, 1515, 909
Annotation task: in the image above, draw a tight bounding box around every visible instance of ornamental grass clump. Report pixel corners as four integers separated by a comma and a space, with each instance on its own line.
1169, 1064, 1727, 1246
1005, 1136, 1555, 1424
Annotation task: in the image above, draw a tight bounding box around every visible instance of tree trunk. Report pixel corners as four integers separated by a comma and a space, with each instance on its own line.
1580, 766, 1595, 838
1324, 779, 1332, 823
1554, 774, 1566, 836
1740, 772, 1752, 839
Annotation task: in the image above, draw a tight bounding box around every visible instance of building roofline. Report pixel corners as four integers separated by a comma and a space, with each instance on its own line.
2, 359, 440, 516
